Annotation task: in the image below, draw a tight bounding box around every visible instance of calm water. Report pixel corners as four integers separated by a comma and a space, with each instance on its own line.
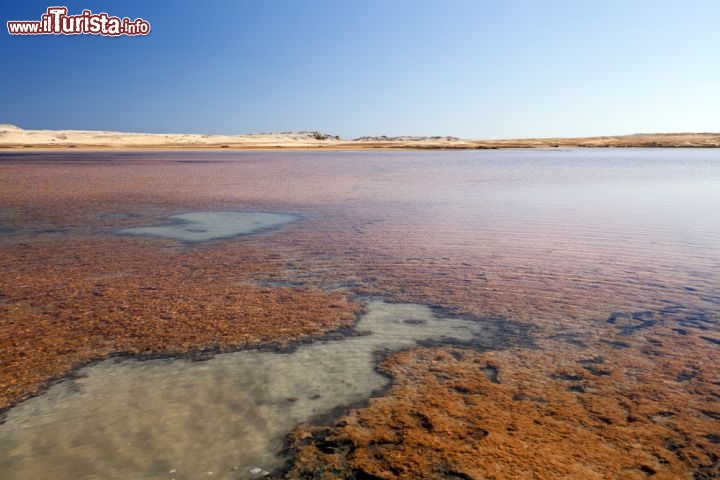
0, 148, 719, 479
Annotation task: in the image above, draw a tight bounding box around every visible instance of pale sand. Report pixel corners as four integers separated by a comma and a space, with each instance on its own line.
1, 124, 718, 150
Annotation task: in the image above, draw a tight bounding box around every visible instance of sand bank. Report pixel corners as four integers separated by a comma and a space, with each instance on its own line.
1, 124, 719, 150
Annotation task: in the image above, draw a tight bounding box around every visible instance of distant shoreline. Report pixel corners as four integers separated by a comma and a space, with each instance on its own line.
1, 125, 718, 150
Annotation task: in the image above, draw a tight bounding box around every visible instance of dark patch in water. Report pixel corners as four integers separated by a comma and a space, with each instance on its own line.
677, 370, 697, 382
551, 372, 585, 381
693, 456, 720, 480
663, 437, 687, 453
653, 411, 675, 420
601, 339, 631, 349
452, 385, 478, 395
441, 470, 475, 480
606, 311, 656, 336
351, 469, 387, 480
448, 350, 465, 361
596, 416, 614, 425
639, 464, 657, 476
577, 356, 604, 365
607, 307, 717, 339
700, 295, 720, 305
482, 365, 500, 384
701, 410, 720, 421
512, 394, 546, 403
680, 316, 712, 331
548, 333, 587, 347
307, 429, 354, 456
582, 365, 612, 377
641, 346, 665, 357
402, 318, 426, 325
700, 336, 720, 346
413, 411, 434, 431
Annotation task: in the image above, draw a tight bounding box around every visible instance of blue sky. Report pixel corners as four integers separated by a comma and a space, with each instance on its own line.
1, 0, 719, 138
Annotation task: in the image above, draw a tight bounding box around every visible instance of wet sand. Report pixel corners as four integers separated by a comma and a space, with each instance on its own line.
0, 150, 719, 478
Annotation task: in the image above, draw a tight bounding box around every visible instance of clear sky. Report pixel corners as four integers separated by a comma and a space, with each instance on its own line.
2, 0, 719, 139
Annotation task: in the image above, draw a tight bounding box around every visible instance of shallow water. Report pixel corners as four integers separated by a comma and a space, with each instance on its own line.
0, 301, 498, 480
1, 149, 719, 478
117, 212, 298, 242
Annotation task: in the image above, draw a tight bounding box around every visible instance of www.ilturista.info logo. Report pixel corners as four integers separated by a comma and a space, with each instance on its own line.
7, 7, 150, 36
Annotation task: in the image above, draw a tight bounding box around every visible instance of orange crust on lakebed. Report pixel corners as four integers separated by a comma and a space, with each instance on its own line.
287, 345, 719, 480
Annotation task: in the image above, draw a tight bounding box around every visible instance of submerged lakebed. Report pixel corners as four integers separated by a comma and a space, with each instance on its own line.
0, 300, 510, 480
1, 149, 719, 478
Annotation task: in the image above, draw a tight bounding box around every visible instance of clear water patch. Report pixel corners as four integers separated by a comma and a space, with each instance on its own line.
117, 212, 298, 242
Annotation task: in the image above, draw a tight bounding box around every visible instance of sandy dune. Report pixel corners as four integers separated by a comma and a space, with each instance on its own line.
1, 124, 718, 150
0, 124, 341, 149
